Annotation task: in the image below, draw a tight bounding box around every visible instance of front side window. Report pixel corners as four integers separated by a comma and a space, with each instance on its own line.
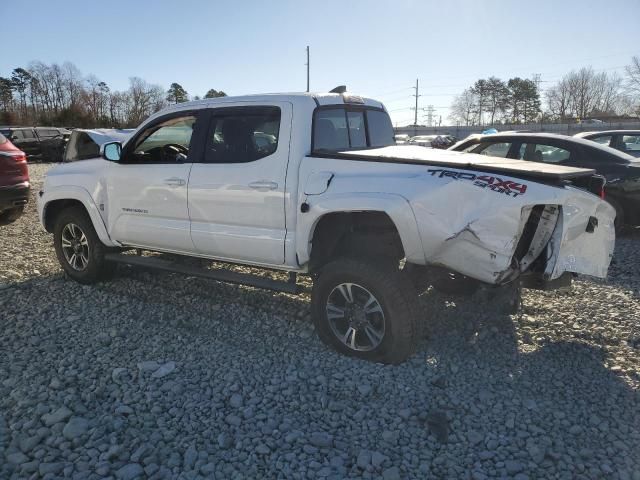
206, 107, 281, 164
21, 129, 34, 139
517, 143, 570, 163
129, 115, 196, 164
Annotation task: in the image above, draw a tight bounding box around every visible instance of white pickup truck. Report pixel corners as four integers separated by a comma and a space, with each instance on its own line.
37, 89, 615, 363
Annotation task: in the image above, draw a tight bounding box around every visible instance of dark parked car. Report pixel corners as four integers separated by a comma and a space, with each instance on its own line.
450, 132, 640, 230
0, 126, 70, 162
0, 132, 29, 225
574, 130, 640, 158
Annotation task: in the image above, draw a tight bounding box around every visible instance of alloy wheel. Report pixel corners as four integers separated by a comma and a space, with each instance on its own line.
326, 282, 386, 352
61, 223, 90, 271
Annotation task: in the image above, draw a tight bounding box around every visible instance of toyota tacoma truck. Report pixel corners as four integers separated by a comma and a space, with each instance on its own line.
37, 89, 615, 363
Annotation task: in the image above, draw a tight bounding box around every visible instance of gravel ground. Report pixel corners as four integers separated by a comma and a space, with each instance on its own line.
0, 163, 639, 480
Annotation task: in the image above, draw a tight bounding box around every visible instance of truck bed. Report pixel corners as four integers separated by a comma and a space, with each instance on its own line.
312, 146, 596, 181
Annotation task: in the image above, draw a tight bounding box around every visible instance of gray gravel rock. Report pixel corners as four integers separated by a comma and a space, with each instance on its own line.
41, 406, 72, 426
0, 164, 638, 480
62, 417, 89, 440
116, 463, 144, 480
151, 361, 175, 378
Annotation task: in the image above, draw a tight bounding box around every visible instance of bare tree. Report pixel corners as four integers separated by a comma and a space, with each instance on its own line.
625, 56, 640, 95
449, 89, 478, 125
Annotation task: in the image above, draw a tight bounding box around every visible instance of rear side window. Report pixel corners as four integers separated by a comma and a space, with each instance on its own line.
313, 107, 394, 152
517, 143, 571, 163
21, 129, 35, 139
206, 107, 281, 164
38, 129, 60, 138
314, 108, 350, 151
590, 135, 612, 146
463, 142, 511, 158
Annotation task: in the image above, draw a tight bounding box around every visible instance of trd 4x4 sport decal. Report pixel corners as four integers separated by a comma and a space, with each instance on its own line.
427, 169, 527, 198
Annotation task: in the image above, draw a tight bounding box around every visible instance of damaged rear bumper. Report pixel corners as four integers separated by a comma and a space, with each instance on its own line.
411, 181, 615, 287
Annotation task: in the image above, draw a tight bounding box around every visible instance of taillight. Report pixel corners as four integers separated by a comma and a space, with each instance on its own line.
0, 151, 27, 163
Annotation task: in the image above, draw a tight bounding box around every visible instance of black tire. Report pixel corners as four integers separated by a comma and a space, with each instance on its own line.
53, 206, 115, 284
0, 206, 24, 226
311, 257, 421, 364
606, 197, 625, 234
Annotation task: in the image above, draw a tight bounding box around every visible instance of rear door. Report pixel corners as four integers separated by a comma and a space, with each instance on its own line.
187, 102, 291, 265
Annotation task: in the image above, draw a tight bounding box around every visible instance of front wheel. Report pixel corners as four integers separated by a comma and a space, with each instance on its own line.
53, 206, 114, 284
311, 258, 421, 364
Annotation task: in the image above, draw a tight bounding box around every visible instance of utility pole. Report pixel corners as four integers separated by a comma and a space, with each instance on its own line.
412, 78, 420, 126
305, 46, 310, 92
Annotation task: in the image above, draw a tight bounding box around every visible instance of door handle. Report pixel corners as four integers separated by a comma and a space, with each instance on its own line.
164, 177, 186, 186
249, 181, 278, 190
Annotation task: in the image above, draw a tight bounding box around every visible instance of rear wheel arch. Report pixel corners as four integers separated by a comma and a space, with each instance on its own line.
308, 211, 406, 272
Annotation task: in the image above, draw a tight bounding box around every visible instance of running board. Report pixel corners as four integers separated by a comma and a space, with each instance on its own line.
104, 253, 303, 294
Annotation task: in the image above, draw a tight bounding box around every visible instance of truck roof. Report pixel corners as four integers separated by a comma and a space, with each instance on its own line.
160, 91, 385, 114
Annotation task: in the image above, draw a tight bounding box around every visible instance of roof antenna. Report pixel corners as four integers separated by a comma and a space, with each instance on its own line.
329, 85, 347, 94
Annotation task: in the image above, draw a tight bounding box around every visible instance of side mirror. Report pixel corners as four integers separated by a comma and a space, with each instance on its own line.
101, 141, 122, 162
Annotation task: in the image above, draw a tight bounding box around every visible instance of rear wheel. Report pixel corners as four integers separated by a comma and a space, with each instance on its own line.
53, 206, 114, 284
311, 257, 421, 364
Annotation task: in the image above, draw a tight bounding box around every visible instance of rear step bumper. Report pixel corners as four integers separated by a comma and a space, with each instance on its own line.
104, 253, 304, 294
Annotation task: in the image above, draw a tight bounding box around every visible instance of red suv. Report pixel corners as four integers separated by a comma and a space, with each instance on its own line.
0, 132, 29, 225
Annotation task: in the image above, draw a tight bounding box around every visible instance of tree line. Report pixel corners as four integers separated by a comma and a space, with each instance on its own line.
449, 56, 640, 126
0, 61, 227, 128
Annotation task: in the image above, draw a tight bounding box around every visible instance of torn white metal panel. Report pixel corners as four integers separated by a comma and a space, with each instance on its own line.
297, 155, 615, 284
546, 188, 616, 280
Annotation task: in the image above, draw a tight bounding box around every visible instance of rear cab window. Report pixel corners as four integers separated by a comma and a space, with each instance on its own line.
312, 106, 394, 152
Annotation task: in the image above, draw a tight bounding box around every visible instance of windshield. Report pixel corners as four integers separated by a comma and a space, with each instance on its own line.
312, 107, 394, 152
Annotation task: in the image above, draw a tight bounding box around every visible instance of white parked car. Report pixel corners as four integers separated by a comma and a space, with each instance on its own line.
37, 90, 615, 363
394, 134, 410, 145
63, 129, 135, 162
408, 135, 438, 147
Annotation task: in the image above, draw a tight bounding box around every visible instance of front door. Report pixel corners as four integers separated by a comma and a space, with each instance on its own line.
188, 102, 291, 265
105, 110, 205, 252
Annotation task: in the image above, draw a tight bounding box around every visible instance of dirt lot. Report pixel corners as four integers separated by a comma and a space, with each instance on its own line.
1, 163, 639, 480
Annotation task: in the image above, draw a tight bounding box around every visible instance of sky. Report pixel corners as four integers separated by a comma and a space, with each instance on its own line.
1, 0, 638, 126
